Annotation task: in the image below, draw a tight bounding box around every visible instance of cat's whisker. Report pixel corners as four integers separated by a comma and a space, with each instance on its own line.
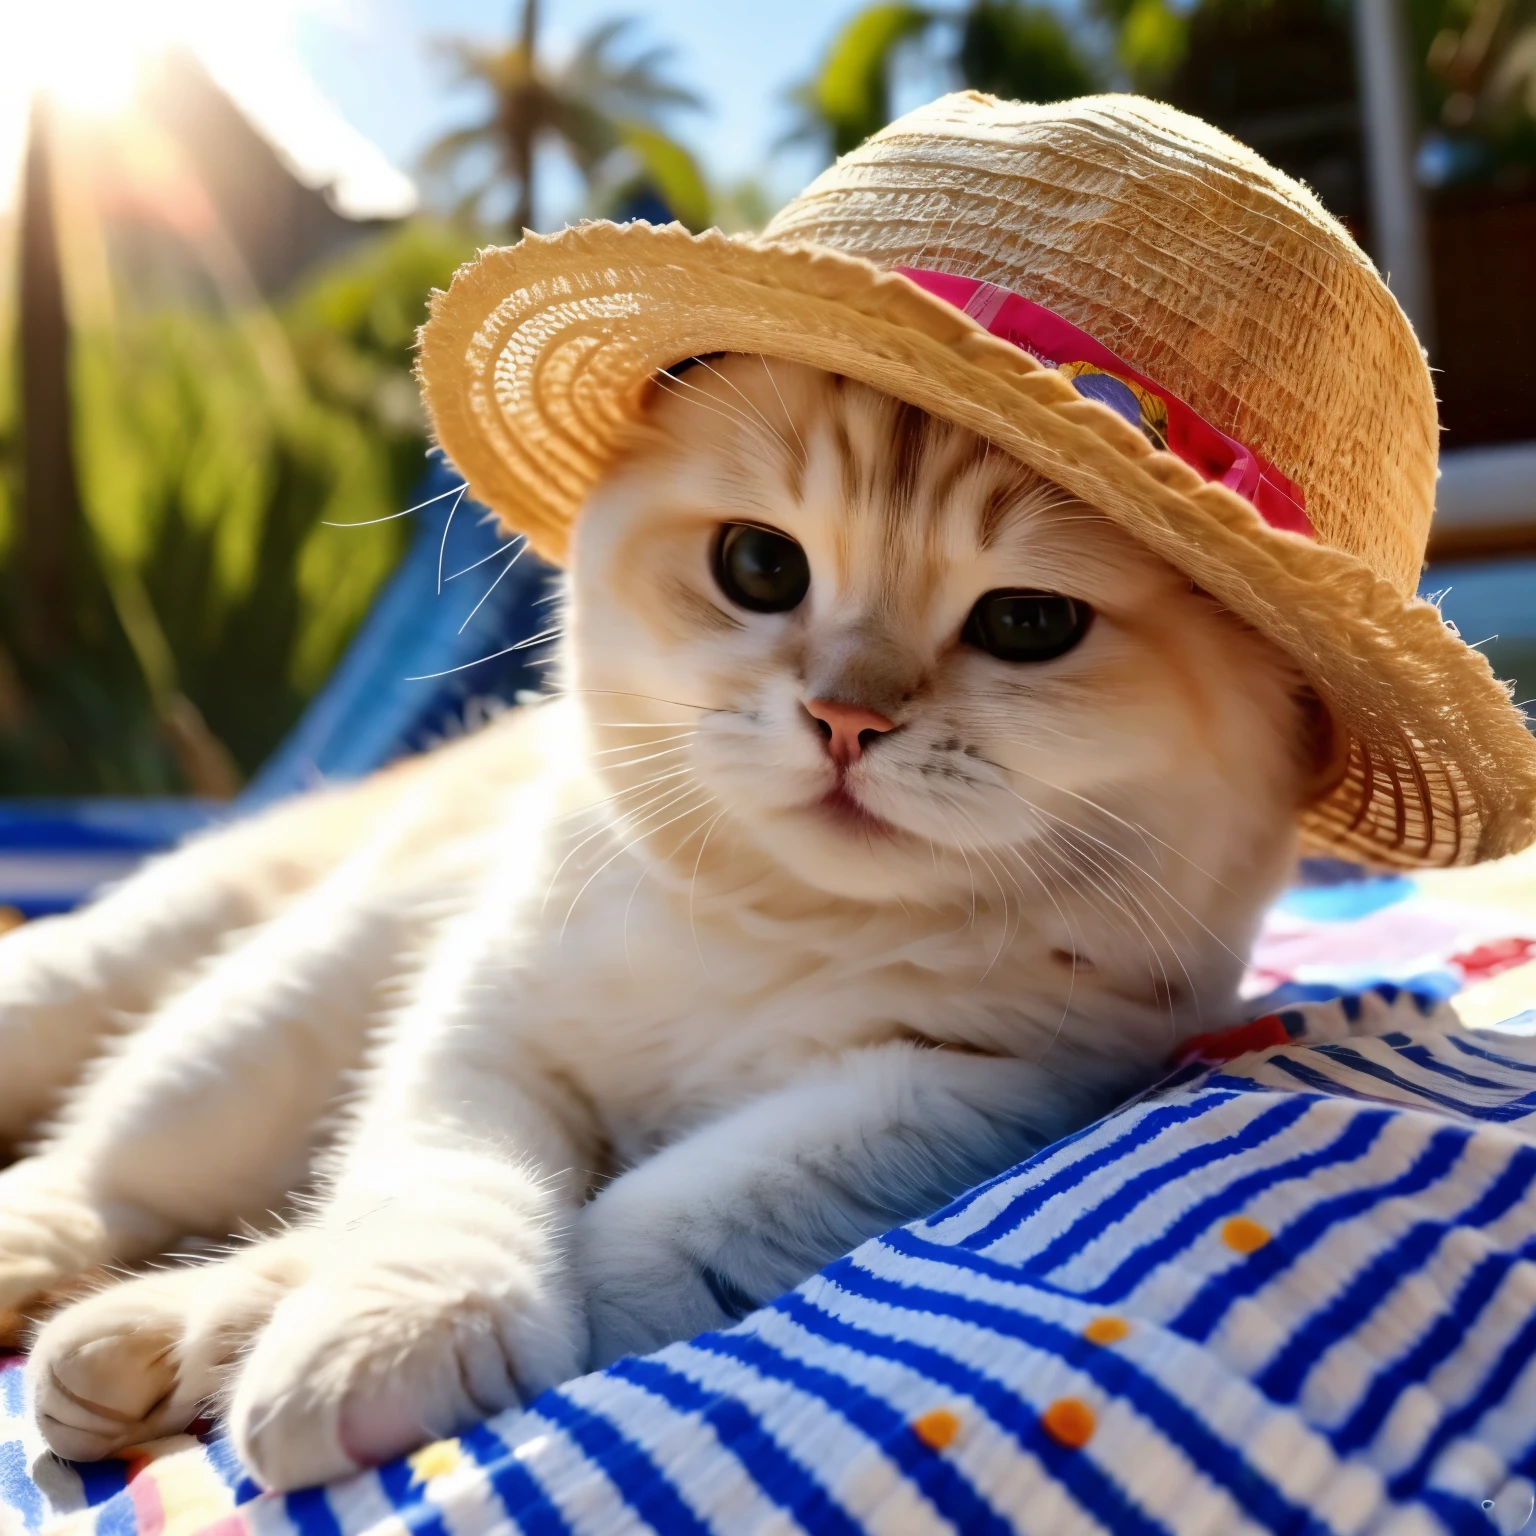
586, 738, 695, 768
436, 483, 469, 593
943, 798, 1065, 983
978, 834, 1086, 1062
931, 805, 981, 934
621, 858, 651, 978
995, 760, 1234, 893
693, 357, 804, 470
958, 833, 1020, 981
654, 368, 794, 468
590, 771, 703, 835
558, 753, 695, 802
1047, 816, 1237, 990
688, 809, 730, 976
757, 357, 808, 465
587, 746, 695, 775
542, 770, 700, 897
1023, 809, 1171, 946
554, 764, 697, 829
444, 534, 527, 584
998, 785, 1173, 968
991, 770, 1243, 974
552, 786, 703, 927
992, 828, 1092, 952
556, 763, 697, 828
559, 687, 712, 715
560, 786, 715, 939
457, 538, 529, 635
322, 479, 467, 528
652, 374, 790, 468
404, 626, 563, 681
1026, 817, 1196, 1032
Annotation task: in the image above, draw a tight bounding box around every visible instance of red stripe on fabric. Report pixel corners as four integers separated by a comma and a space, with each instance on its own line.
897, 267, 1314, 538
127, 1465, 166, 1536
1175, 1015, 1294, 1066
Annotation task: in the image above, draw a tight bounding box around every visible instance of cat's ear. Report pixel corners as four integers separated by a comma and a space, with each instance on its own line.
1297, 687, 1351, 805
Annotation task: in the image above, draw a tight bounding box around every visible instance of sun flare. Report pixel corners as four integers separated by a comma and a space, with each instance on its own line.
7, 0, 298, 116
0, 0, 413, 219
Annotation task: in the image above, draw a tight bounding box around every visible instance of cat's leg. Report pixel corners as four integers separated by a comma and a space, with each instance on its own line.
29, 1232, 318, 1460
578, 1041, 1100, 1368
0, 801, 445, 1333
223, 1081, 592, 1490
0, 769, 419, 1147
189, 801, 596, 1491
0, 703, 551, 1150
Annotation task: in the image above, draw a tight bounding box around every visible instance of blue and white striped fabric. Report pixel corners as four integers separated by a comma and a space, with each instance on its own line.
15, 987, 1536, 1536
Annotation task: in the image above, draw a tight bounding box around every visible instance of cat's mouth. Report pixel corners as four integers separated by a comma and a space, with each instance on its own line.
816, 784, 897, 838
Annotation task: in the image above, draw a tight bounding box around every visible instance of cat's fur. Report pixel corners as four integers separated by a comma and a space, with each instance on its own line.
0, 358, 1311, 1489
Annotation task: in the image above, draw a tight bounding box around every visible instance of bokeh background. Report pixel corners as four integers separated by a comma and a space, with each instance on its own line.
0, 0, 1533, 809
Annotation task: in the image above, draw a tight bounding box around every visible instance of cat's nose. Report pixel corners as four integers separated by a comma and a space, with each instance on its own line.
804, 699, 895, 766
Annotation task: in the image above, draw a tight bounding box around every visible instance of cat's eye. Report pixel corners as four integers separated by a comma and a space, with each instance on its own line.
962, 589, 1093, 662
713, 523, 810, 614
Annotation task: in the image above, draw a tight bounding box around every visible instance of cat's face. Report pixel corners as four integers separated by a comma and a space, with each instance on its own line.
567, 356, 1310, 910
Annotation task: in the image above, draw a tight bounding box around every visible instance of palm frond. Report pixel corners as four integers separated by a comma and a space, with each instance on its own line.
615, 122, 712, 229
784, 3, 935, 159
417, 123, 498, 175
422, 12, 708, 236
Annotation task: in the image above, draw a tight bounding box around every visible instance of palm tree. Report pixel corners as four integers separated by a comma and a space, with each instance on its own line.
16, 95, 81, 661
785, 0, 1098, 162
426, 1, 711, 234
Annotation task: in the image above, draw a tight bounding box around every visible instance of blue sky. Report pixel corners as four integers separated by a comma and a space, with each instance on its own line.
294, 0, 898, 217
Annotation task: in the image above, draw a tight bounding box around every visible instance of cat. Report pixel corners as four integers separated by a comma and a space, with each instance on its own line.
0, 355, 1314, 1491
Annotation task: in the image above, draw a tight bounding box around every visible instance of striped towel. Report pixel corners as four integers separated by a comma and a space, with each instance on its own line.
5, 984, 1536, 1536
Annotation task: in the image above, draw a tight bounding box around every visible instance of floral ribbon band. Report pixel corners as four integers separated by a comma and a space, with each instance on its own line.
897, 267, 1314, 539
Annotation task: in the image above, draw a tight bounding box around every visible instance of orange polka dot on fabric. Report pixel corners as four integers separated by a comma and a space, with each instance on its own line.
1040, 1398, 1096, 1449
911, 1409, 962, 1450
1221, 1216, 1272, 1254
1083, 1316, 1131, 1346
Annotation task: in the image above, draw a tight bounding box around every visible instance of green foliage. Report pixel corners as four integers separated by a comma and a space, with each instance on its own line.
1421, 0, 1536, 163
609, 123, 713, 229
800, 0, 1535, 179
1116, 0, 1191, 84
790, 4, 933, 158
787, 2, 1100, 162
0, 220, 476, 793
958, 1, 1100, 102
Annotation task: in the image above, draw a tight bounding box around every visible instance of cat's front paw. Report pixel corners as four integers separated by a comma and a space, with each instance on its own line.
0, 1161, 133, 1340
31, 1239, 306, 1461
32, 1276, 207, 1459
578, 1173, 784, 1371
229, 1241, 586, 1490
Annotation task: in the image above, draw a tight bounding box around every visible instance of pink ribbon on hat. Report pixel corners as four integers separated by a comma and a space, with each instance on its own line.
897, 267, 1313, 539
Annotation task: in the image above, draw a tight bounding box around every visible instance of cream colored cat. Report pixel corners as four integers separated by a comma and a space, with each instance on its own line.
0, 357, 1313, 1490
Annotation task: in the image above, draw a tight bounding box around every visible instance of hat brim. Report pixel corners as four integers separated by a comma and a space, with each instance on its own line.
417, 219, 1536, 869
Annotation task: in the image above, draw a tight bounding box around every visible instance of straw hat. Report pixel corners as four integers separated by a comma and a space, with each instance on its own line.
417, 91, 1536, 869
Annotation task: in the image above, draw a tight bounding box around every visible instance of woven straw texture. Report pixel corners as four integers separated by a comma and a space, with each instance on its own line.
417, 91, 1536, 869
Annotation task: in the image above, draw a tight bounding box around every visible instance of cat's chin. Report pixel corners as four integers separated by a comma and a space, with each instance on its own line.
815, 786, 899, 839
740, 802, 968, 906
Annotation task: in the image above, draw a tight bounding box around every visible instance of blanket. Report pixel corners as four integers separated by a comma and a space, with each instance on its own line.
5, 859, 1536, 1536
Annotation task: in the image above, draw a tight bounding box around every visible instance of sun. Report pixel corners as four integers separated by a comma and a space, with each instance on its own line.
6, 0, 299, 117
0, 1, 298, 214
0, 0, 414, 221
